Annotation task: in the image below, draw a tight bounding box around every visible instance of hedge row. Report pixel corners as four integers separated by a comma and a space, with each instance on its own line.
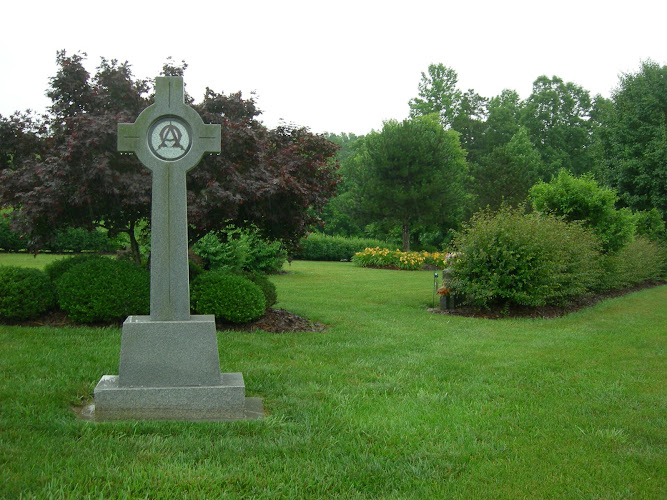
0, 257, 277, 324
448, 207, 665, 309
294, 233, 393, 261
0, 219, 124, 253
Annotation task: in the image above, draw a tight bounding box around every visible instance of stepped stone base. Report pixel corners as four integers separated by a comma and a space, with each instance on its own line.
118, 315, 221, 387
91, 315, 263, 421
93, 373, 262, 421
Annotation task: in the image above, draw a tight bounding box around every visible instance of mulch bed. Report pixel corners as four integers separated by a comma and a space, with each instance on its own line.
430, 280, 666, 319
215, 308, 327, 333
0, 308, 327, 333
3, 281, 664, 330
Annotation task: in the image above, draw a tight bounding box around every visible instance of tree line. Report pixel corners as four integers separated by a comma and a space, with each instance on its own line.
322, 61, 666, 251
1, 55, 664, 257
0, 52, 340, 263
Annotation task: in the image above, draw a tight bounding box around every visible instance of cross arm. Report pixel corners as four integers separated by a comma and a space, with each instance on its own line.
118, 122, 140, 153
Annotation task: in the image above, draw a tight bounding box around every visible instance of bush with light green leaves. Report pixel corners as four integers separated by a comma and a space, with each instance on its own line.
450, 207, 603, 308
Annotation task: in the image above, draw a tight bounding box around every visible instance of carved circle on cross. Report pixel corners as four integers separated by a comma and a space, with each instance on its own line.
148, 116, 192, 161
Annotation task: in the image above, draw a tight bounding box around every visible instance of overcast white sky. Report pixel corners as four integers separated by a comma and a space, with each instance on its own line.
1, 0, 665, 135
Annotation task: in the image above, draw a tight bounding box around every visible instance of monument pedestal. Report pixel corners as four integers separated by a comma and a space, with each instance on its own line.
93, 315, 262, 421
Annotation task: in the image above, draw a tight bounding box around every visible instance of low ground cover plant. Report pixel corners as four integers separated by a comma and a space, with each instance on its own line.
0, 266, 55, 320
352, 247, 454, 270
2, 260, 665, 498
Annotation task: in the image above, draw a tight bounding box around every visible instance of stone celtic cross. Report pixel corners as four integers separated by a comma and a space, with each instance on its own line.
94, 76, 256, 421
118, 77, 221, 321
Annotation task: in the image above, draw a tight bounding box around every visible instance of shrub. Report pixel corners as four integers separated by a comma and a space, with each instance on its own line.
191, 271, 265, 323
0, 217, 26, 252
633, 209, 666, 242
193, 230, 248, 272
0, 267, 56, 320
241, 272, 278, 309
529, 170, 635, 252
598, 237, 666, 290
189, 259, 205, 281
48, 227, 123, 253
450, 207, 603, 308
192, 226, 286, 274
295, 233, 393, 261
44, 254, 108, 282
56, 259, 149, 323
242, 231, 288, 275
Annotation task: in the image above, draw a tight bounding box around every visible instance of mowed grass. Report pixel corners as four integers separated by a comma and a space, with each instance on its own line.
1, 258, 665, 498
0, 252, 68, 269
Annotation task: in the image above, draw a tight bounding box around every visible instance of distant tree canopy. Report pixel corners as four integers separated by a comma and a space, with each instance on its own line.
0, 51, 339, 261
2, 54, 664, 256
598, 60, 667, 215
316, 60, 665, 250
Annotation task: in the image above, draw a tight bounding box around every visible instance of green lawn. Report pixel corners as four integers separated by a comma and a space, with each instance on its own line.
0, 252, 68, 269
1, 259, 665, 498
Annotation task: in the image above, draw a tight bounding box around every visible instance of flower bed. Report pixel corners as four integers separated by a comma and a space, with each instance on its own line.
352, 247, 456, 271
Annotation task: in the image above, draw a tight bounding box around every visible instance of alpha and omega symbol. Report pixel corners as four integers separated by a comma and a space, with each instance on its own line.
148, 117, 192, 161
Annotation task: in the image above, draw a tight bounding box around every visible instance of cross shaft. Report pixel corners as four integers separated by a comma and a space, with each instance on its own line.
117, 77, 221, 321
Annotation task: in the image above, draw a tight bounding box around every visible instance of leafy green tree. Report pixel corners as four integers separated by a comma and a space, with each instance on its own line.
483, 89, 523, 153
451, 89, 488, 165
529, 169, 635, 252
353, 115, 469, 251
598, 61, 667, 216
408, 63, 462, 127
319, 133, 365, 237
521, 76, 596, 178
471, 127, 543, 210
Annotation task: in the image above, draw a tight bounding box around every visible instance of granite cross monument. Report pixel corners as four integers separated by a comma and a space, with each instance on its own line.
93, 77, 262, 421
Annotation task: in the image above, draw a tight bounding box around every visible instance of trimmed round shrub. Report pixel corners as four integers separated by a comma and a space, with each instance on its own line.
242, 272, 278, 309
191, 271, 265, 323
56, 259, 149, 323
450, 207, 603, 308
0, 266, 56, 320
44, 254, 108, 282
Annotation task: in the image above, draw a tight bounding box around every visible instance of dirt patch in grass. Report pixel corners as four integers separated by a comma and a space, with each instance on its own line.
1, 308, 327, 333
430, 280, 666, 319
